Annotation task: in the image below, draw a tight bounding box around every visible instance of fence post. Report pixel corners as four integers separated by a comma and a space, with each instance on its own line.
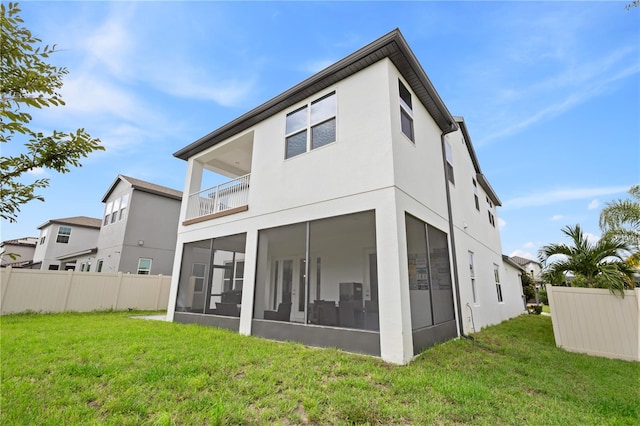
62, 269, 74, 312
113, 272, 124, 309
1, 266, 13, 313
155, 274, 164, 309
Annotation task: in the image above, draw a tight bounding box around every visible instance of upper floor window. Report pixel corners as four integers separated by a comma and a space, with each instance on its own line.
472, 179, 480, 210
399, 80, 414, 141
104, 202, 113, 225
445, 141, 455, 184
40, 228, 47, 245
119, 193, 129, 220
137, 258, 152, 275
56, 226, 71, 244
285, 91, 336, 159
111, 198, 120, 224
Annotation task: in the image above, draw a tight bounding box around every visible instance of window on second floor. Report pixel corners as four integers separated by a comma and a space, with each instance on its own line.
472, 179, 480, 211
285, 91, 336, 159
104, 201, 113, 225
119, 193, 129, 220
494, 263, 503, 303
445, 141, 455, 184
56, 226, 71, 244
111, 198, 120, 224
399, 80, 414, 141
40, 228, 48, 245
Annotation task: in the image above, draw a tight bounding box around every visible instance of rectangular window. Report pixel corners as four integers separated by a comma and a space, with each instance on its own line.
399, 80, 414, 141
104, 201, 113, 225
48, 264, 59, 270
111, 198, 120, 224
40, 228, 47, 245
97, 260, 103, 273
494, 264, 503, 302
137, 258, 152, 275
472, 179, 480, 211
445, 141, 455, 184
119, 193, 129, 220
285, 91, 336, 159
80, 263, 86, 272
469, 251, 477, 304
86, 261, 91, 272
56, 226, 71, 244
488, 211, 495, 227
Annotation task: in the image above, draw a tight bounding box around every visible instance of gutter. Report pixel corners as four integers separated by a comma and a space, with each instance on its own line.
440, 127, 474, 341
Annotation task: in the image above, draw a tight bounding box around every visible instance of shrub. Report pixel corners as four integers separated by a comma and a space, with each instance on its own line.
537, 289, 548, 305
527, 305, 542, 315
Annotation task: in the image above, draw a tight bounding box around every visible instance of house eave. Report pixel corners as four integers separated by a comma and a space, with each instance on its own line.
174, 28, 458, 161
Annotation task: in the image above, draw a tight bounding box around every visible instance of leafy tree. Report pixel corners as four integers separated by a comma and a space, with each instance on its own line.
538, 224, 635, 296
520, 272, 536, 302
1, 2, 103, 224
599, 185, 640, 267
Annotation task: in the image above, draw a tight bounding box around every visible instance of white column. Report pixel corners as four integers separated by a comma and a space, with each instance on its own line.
238, 228, 259, 335
376, 189, 414, 364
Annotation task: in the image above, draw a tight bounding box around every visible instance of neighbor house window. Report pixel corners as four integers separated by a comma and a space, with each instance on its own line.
469, 251, 477, 304
40, 228, 48, 245
56, 226, 71, 244
48, 264, 59, 270
111, 198, 120, 224
119, 194, 129, 220
472, 179, 480, 211
137, 258, 152, 275
97, 260, 103, 273
399, 80, 414, 141
104, 202, 113, 225
445, 141, 455, 184
285, 91, 336, 159
494, 263, 503, 302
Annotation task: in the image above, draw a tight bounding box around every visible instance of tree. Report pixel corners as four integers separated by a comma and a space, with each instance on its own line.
1, 2, 103, 224
599, 185, 640, 267
538, 224, 635, 296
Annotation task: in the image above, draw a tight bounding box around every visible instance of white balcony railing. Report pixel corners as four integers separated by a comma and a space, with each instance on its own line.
186, 174, 250, 221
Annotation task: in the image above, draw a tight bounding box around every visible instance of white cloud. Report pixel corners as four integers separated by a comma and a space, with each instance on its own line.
26, 167, 46, 176
497, 217, 506, 229
301, 59, 337, 75
503, 186, 629, 210
550, 215, 564, 221
523, 242, 535, 249
587, 199, 600, 210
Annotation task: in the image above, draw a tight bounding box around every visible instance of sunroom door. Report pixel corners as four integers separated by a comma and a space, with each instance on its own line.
273, 258, 305, 323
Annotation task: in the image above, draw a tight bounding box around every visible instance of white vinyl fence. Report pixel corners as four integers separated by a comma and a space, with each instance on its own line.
1, 267, 171, 315
547, 285, 639, 362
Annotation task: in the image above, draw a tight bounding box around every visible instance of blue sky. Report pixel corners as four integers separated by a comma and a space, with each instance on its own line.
3, 1, 639, 262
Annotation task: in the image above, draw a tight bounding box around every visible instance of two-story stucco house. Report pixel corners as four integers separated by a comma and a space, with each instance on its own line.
167, 29, 525, 364
32, 216, 102, 270
68, 175, 183, 275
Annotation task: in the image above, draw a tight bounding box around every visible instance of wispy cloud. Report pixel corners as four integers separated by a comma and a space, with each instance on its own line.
503, 186, 629, 210
550, 215, 564, 221
587, 199, 600, 210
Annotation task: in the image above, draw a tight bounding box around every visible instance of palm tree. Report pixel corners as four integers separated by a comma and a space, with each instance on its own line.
538, 224, 635, 296
599, 185, 640, 267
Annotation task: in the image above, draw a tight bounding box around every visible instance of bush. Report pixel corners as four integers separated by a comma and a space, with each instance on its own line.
527, 305, 542, 315
537, 289, 548, 305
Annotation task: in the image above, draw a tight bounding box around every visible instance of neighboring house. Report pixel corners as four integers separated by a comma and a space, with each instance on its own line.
503, 255, 527, 309
510, 256, 543, 282
167, 29, 525, 364
31, 216, 102, 270
69, 175, 182, 275
0, 237, 38, 267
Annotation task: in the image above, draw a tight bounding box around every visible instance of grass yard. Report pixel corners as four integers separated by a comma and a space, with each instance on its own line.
2, 312, 638, 425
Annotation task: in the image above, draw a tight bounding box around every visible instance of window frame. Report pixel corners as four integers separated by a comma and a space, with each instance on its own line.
445, 141, 455, 184
137, 258, 152, 275
399, 80, 414, 142
56, 226, 72, 244
494, 263, 503, 303
104, 201, 113, 225
285, 91, 337, 159
119, 193, 129, 221
472, 179, 480, 211
469, 251, 477, 305
40, 228, 48, 245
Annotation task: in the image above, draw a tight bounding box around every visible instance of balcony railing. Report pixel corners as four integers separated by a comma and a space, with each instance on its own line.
186, 174, 250, 221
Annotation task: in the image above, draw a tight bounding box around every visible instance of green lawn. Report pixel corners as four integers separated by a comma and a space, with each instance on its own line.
2, 312, 638, 425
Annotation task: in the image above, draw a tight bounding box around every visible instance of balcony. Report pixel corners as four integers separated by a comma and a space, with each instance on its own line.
184, 174, 250, 224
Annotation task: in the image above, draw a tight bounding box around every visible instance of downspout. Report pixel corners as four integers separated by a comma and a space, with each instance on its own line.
440, 127, 474, 340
